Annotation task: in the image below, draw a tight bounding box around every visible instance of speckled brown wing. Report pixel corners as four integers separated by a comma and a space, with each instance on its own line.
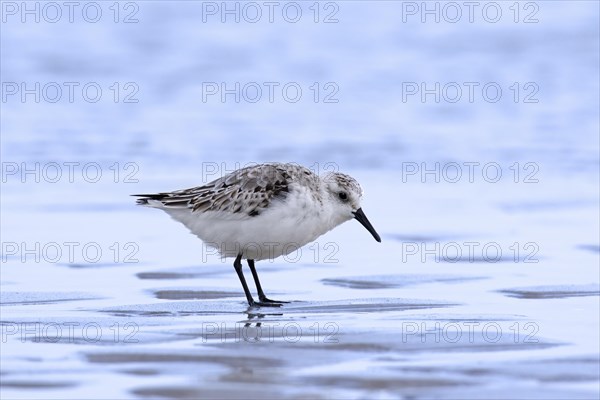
135, 164, 292, 218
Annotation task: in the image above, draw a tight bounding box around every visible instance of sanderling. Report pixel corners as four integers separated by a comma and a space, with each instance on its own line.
133, 162, 381, 307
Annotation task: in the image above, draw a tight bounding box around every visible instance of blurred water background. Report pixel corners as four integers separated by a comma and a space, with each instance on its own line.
1, 1, 599, 399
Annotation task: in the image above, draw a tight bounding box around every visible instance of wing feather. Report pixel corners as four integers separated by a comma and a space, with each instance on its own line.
133, 163, 294, 218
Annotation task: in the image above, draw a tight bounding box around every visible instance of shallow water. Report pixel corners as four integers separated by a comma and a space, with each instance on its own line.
2, 1, 599, 399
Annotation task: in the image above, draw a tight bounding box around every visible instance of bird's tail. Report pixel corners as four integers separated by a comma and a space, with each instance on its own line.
131, 193, 168, 207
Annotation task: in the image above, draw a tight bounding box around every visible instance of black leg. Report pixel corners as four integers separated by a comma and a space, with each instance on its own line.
247, 259, 289, 304
233, 255, 281, 308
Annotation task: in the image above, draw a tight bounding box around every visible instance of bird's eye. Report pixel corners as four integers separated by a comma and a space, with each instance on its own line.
338, 192, 348, 201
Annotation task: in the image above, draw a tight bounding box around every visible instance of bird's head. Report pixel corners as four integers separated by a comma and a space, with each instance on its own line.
322, 172, 381, 242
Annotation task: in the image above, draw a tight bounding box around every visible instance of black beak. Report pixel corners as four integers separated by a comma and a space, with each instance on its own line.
352, 208, 382, 243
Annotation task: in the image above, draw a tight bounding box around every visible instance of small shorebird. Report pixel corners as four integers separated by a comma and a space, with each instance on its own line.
133, 163, 381, 307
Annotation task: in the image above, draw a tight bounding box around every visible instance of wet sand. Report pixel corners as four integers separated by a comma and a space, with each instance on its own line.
2, 247, 599, 399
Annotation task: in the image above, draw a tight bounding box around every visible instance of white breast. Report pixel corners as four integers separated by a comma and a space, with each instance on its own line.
162, 184, 339, 261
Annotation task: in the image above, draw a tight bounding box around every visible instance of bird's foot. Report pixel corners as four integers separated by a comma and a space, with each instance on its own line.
259, 296, 290, 304
249, 300, 283, 308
